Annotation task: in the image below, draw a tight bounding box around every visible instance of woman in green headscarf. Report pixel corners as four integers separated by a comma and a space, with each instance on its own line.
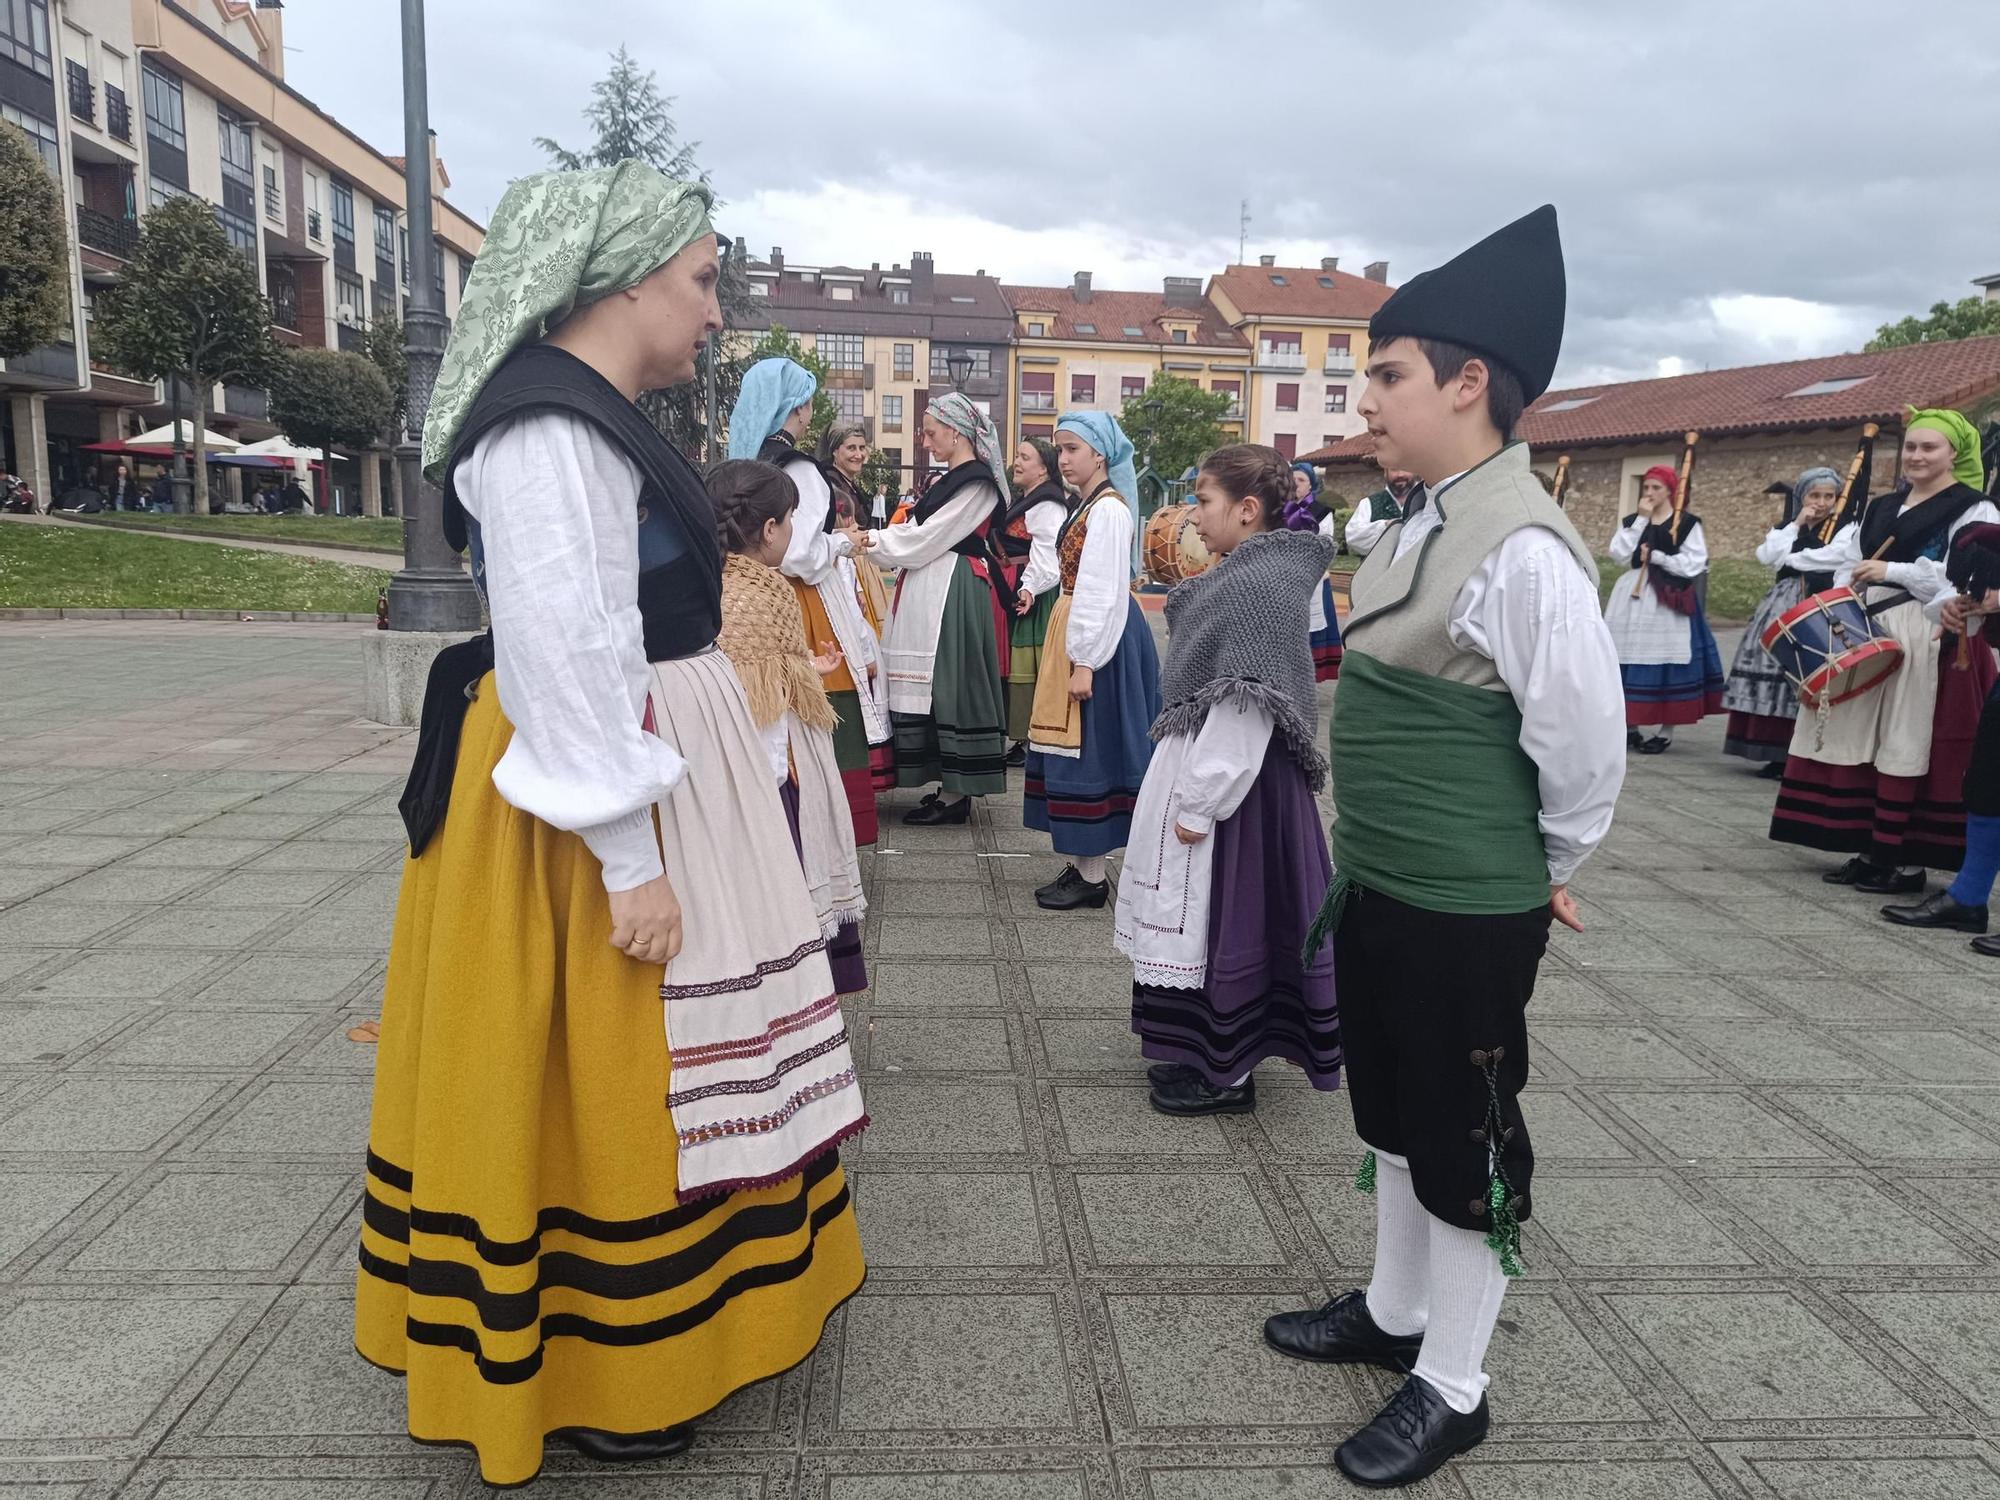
358, 162, 864, 1487
1771, 409, 2000, 890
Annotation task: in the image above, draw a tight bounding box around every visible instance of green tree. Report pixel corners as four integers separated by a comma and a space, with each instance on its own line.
0, 122, 69, 360
536, 46, 746, 458
92, 197, 276, 514
859, 448, 899, 506
1865, 296, 2000, 352
1121, 372, 1232, 482
739, 323, 835, 448
364, 312, 409, 440
267, 349, 393, 514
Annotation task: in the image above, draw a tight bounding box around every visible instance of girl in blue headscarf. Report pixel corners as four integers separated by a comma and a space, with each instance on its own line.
1023, 410, 1163, 909
872, 391, 1013, 822
1290, 461, 1343, 681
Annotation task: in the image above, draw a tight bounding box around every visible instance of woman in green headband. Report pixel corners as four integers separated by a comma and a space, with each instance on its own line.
1771, 407, 1999, 895
359, 162, 865, 1486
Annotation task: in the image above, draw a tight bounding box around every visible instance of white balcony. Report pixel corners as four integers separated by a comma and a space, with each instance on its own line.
1019, 391, 1055, 412
1323, 354, 1356, 375
1255, 347, 1306, 372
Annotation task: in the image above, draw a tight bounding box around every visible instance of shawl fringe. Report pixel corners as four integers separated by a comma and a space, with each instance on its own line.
1151, 676, 1328, 792
719, 555, 840, 733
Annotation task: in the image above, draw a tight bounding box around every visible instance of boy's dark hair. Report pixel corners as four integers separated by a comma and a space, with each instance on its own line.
706, 459, 798, 554
1198, 442, 1292, 530
1413, 337, 1527, 440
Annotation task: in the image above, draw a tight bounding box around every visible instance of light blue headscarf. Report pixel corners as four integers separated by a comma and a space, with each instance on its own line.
726, 358, 817, 460
1056, 410, 1139, 511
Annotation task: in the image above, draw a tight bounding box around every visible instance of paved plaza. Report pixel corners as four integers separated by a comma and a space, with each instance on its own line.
0, 620, 1998, 1499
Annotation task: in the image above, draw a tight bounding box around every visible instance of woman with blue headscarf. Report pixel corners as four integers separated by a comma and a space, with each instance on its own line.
1721, 465, 1844, 772
727, 358, 891, 841
1024, 410, 1163, 909
873, 391, 1012, 821
1290, 461, 1344, 681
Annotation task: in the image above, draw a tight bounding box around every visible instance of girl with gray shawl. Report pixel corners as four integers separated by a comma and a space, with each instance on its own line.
1115, 443, 1340, 1117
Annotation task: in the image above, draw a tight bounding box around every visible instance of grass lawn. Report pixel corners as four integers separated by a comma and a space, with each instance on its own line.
64, 511, 404, 553
0, 522, 391, 613
1330, 550, 1773, 622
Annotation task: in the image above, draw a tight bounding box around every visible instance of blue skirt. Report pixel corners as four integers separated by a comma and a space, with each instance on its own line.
1311, 578, 1342, 683
1024, 596, 1162, 857
1622, 619, 1726, 727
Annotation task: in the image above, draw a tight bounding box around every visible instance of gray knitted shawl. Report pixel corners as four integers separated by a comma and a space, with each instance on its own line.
1153, 527, 1334, 791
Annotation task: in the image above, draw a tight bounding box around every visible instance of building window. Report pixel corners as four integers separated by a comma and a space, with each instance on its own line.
1027, 321, 1045, 336
1269, 273, 1287, 286
261, 153, 280, 221
0, 103, 58, 171
65, 59, 93, 123
141, 60, 184, 151
1329, 333, 1351, 353
335, 269, 366, 323
818, 333, 863, 370
1019, 370, 1054, 413
104, 83, 129, 141
304, 170, 325, 240
929, 345, 989, 382
145, 174, 189, 209
1074, 322, 1096, 334
1323, 434, 1340, 448
216, 108, 256, 255
889, 286, 910, 304
1023, 423, 1054, 438
373, 205, 395, 268
331, 181, 355, 247
748, 281, 770, 297
1324, 385, 1347, 414
1070, 373, 1096, 404
0, 0, 52, 78
880, 446, 902, 480
893, 343, 913, 379
1262, 330, 1302, 353
832, 389, 863, 423
1274, 433, 1297, 459
1120, 376, 1146, 402
881, 394, 903, 431
1172, 328, 1188, 343
1275, 382, 1300, 413
828, 285, 854, 301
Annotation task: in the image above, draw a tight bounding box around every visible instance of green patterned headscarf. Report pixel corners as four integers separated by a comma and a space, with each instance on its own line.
422, 161, 715, 481
1906, 407, 1986, 491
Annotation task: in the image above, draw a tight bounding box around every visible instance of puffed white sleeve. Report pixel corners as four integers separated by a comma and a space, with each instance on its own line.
1020, 499, 1066, 598
1173, 699, 1276, 835
458, 412, 682, 894
1887, 500, 2000, 602
1066, 498, 1135, 670
779, 460, 853, 587
1606, 514, 1646, 565
868, 480, 994, 569
1648, 520, 1709, 579
1344, 505, 1392, 556
1756, 523, 1801, 567
1792, 521, 1861, 585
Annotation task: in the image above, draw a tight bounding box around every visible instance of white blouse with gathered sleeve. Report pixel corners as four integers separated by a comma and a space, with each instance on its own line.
1018, 499, 1068, 599
453, 410, 682, 895
1065, 494, 1136, 671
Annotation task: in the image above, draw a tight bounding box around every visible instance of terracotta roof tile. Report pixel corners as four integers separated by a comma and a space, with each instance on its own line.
1208, 263, 1396, 321
1300, 334, 2000, 463
1002, 284, 1246, 349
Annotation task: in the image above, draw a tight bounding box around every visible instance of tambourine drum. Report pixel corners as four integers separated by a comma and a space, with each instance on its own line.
1143, 504, 1214, 586
1759, 585, 1905, 709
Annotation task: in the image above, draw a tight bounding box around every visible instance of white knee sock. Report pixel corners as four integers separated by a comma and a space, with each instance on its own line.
1076, 854, 1107, 883
1411, 1215, 1510, 1414
1363, 1151, 1430, 1338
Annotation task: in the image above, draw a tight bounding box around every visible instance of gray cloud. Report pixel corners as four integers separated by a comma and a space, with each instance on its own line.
284, 0, 1999, 384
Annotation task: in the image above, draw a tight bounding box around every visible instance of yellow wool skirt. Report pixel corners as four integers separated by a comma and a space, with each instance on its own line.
355, 675, 864, 1487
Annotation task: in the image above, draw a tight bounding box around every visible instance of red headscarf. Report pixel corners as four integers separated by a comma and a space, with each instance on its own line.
1641, 464, 1679, 495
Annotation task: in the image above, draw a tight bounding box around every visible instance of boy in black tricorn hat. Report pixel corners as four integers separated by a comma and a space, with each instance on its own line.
1264, 206, 1628, 1488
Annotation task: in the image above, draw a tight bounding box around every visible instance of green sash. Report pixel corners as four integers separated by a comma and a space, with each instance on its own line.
1306, 650, 1548, 954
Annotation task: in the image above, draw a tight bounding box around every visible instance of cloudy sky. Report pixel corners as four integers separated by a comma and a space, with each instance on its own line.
284, 0, 1999, 389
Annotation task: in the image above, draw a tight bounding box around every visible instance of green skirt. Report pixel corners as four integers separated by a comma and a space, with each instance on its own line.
1007, 588, 1058, 744
895, 557, 1007, 796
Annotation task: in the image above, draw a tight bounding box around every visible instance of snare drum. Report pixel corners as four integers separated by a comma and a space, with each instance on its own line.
1142, 504, 1214, 586
1759, 585, 1905, 708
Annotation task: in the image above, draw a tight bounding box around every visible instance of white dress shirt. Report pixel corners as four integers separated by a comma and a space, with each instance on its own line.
1065, 494, 1137, 671
1018, 499, 1068, 599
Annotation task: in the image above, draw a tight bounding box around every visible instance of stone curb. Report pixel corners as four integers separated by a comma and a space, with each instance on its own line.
0, 607, 377, 623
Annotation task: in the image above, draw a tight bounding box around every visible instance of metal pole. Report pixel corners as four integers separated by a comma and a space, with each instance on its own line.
387, 0, 482, 633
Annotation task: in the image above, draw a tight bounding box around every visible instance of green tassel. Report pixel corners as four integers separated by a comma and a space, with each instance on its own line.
1301, 870, 1353, 966
1485, 1176, 1524, 1278
1355, 1150, 1377, 1194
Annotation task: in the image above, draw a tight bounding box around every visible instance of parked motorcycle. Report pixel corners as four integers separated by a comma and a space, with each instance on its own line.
1, 475, 38, 514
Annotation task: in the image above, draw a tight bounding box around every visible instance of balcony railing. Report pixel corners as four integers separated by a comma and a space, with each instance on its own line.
307, 207, 323, 240
1323, 354, 1355, 374
105, 85, 130, 141
76, 206, 139, 260
269, 278, 299, 332
1256, 347, 1306, 371
1018, 391, 1055, 412
1221, 402, 1245, 420
66, 62, 94, 124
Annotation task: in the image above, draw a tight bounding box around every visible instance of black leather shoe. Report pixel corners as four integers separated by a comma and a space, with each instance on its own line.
556, 1423, 696, 1463
1637, 735, 1672, 755
902, 796, 971, 826
1036, 867, 1108, 910
1004, 741, 1027, 768
1626, 728, 1644, 750
1824, 856, 1884, 886
1335, 1376, 1489, 1489
1757, 761, 1788, 780
1262, 1289, 1423, 1373
1882, 891, 1989, 933
1972, 934, 2000, 958
1146, 1061, 1200, 1087
1855, 865, 1925, 896
1150, 1071, 1253, 1116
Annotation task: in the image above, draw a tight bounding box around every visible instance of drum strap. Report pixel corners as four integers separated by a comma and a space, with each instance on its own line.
1863, 588, 1914, 618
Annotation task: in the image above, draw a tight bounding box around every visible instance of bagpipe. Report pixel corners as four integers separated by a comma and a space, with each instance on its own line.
1630, 431, 1700, 609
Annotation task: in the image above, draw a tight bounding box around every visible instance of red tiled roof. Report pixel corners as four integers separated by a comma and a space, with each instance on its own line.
1002, 284, 1246, 349
1207, 263, 1396, 322
1299, 334, 2000, 463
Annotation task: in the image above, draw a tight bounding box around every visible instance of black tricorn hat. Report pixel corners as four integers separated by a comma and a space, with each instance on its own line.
1368, 204, 1566, 402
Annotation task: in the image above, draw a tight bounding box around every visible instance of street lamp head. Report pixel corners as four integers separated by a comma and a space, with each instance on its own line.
947, 351, 973, 390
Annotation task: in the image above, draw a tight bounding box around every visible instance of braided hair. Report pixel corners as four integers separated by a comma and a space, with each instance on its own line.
706, 459, 799, 556
1198, 443, 1294, 531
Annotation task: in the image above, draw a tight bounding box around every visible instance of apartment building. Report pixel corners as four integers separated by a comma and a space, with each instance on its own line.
731, 248, 1013, 488
1002, 273, 1249, 450
0, 0, 483, 513
1205, 256, 1395, 459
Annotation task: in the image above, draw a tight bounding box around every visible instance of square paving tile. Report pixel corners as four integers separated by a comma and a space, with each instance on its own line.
853, 1171, 1048, 1268
1477, 1292, 1651, 1424
1534, 1176, 1756, 1267
192, 954, 378, 1006
874, 918, 993, 958
1245, 1086, 1362, 1159
864, 1015, 1013, 1074
115, 907, 287, 951
0, 1005, 134, 1063
836, 1292, 1076, 1431
1849, 1029, 2000, 1083
1906, 1177, 2000, 1240
96, 1010, 310, 1070
1104, 1292, 1364, 1429
1742, 1455, 2000, 1499
861, 963, 1000, 1008
1, 1078, 228, 1154
1862, 1291, 2000, 1421
823, 1472, 1090, 1500
0, 903, 148, 947
1605, 1291, 1925, 1420
0, 1293, 248, 1439
1036, 1016, 1145, 1074
1600, 1090, 1831, 1160
1778, 1091, 1999, 1160
1677, 1022, 1876, 1082
200, 1296, 408, 1436
858, 1081, 1026, 1157
1458, 1458, 1721, 1498
67, 1171, 351, 1273
1053, 1086, 1229, 1158
1530, 1024, 1712, 1081
1707, 1176, 1971, 1266
1025, 962, 1134, 1012
0, 1171, 113, 1266
194, 1080, 372, 1156
14, 949, 219, 999
1074, 1172, 1285, 1267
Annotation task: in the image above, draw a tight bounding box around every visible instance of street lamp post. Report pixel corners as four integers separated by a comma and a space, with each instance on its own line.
386, 0, 481, 634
